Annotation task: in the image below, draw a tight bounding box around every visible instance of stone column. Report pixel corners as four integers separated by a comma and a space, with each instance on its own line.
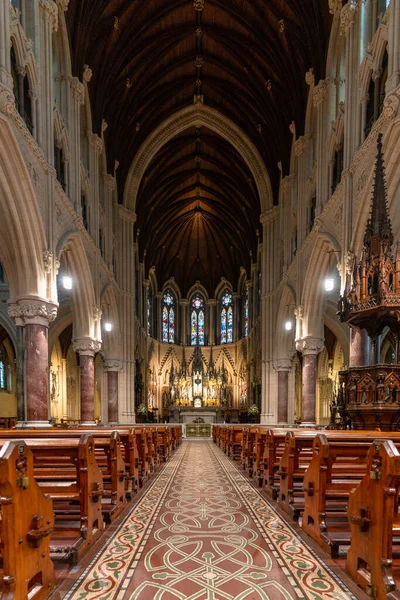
387, 0, 400, 91
280, 175, 295, 267
138, 264, 144, 328
207, 299, 216, 345
297, 337, 324, 425
8, 297, 58, 427
104, 360, 122, 425
117, 206, 136, 424
103, 175, 117, 271
179, 299, 189, 345
88, 133, 103, 242
260, 207, 280, 423
38, 0, 58, 161
155, 292, 162, 341
275, 359, 292, 424
313, 78, 332, 214
73, 339, 101, 425
350, 327, 369, 367
67, 76, 84, 210
0, 0, 12, 90
143, 279, 150, 336
233, 293, 240, 342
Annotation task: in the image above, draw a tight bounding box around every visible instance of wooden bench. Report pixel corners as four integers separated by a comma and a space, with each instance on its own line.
301, 432, 386, 556
0, 440, 55, 600
347, 438, 400, 600
157, 426, 172, 462
262, 428, 299, 499
0, 435, 105, 563
1, 429, 128, 523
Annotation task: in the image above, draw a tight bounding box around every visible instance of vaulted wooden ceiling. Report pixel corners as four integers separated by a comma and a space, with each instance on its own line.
65, 0, 332, 294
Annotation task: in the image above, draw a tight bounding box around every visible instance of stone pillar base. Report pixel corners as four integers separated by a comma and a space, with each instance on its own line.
16, 420, 53, 429
79, 421, 97, 426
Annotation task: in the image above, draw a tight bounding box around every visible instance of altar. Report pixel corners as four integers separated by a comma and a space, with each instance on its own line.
169, 407, 223, 424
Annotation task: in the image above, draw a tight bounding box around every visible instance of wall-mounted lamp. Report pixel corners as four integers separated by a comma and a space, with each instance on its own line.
63, 275, 73, 290
104, 321, 113, 332
324, 277, 334, 292
285, 320, 293, 331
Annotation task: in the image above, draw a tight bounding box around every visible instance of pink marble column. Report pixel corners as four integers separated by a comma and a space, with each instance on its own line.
8, 298, 58, 427
302, 353, 318, 424
350, 327, 369, 367
104, 360, 122, 424
79, 354, 95, 424
73, 339, 101, 426
107, 371, 119, 424
275, 358, 292, 423
25, 323, 50, 423
278, 370, 289, 423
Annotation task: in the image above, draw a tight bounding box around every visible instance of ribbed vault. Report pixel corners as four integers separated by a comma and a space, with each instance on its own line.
137, 127, 260, 294
65, 0, 332, 295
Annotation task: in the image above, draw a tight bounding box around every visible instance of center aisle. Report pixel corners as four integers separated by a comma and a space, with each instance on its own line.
65, 440, 357, 600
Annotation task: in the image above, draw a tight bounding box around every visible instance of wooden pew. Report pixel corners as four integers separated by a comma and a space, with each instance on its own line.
134, 426, 150, 486
0, 440, 55, 600
157, 426, 172, 462
263, 428, 299, 499
277, 430, 321, 519
1, 429, 128, 522
0, 434, 104, 562
301, 432, 379, 555
347, 439, 400, 600
241, 426, 256, 474
227, 426, 245, 461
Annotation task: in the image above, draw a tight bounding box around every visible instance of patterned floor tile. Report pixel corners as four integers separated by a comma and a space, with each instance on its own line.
63, 441, 358, 600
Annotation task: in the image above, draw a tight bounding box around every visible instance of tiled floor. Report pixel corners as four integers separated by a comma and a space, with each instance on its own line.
51, 440, 368, 600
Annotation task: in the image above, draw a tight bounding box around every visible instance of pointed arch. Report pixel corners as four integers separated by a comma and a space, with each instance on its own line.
56, 232, 97, 340
123, 104, 272, 214
100, 284, 122, 359
0, 116, 47, 299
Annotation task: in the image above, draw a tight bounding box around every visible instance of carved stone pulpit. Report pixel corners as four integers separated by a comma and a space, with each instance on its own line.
337, 135, 400, 430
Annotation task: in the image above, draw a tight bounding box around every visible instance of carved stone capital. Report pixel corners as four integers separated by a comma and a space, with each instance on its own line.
313, 79, 331, 107
328, 0, 342, 14
305, 68, 315, 86
118, 205, 137, 224
8, 297, 58, 327
281, 174, 294, 193
104, 359, 123, 372
56, 0, 69, 10
68, 76, 85, 105
340, 1, 358, 36
73, 338, 102, 356
274, 358, 293, 372
103, 173, 117, 191
38, 0, 58, 31
296, 336, 324, 356
260, 206, 279, 226
383, 93, 400, 121
89, 133, 103, 155
294, 134, 310, 156
83, 65, 92, 83
43, 250, 54, 274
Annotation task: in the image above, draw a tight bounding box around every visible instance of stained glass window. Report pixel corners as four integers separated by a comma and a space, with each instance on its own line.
190, 293, 205, 345
0, 362, 4, 389
221, 291, 233, 344
162, 290, 175, 343
244, 287, 249, 337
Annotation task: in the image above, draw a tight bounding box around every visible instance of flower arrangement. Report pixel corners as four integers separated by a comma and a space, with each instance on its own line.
247, 404, 259, 416
138, 403, 148, 415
